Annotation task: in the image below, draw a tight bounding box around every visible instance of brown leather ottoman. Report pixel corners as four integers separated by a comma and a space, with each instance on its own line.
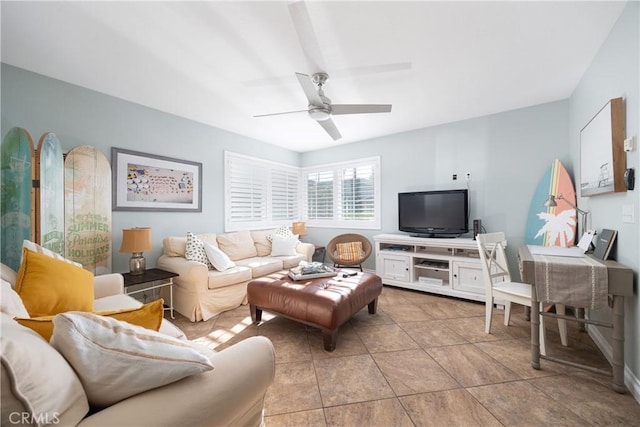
247, 271, 382, 351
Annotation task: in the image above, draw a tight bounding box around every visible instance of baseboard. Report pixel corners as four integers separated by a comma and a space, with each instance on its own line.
587, 324, 640, 403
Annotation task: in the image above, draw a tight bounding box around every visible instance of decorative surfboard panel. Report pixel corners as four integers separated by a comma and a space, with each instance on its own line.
1, 128, 36, 271
525, 159, 577, 247
64, 145, 112, 274
37, 132, 65, 255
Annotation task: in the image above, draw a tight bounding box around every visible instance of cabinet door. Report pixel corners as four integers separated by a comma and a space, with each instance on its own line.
379, 254, 411, 282
451, 261, 485, 295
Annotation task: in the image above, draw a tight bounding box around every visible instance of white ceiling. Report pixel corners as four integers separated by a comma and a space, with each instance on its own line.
1, 1, 627, 152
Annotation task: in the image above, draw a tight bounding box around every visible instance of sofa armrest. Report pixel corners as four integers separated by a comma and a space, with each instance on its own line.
93, 273, 124, 299
157, 255, 210, 293
78, 336, 276, 427
296, 242, 315, 262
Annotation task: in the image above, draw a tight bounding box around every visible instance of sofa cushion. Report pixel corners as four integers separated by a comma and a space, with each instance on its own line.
0, 313, 89, 426
235, 257, 283, 277
163, 236, 188, 257
164, 234, 218, 258
15, 299, 164, 341
16, 248, 94, 317
207, 266, 253, 290
277, 254, 307, 269
217, 231, 258, 261
204, 242, 236, 271
1, 278, 29, 318
270, 234, 299, 256
251, 229, 276, 257
186, 232, 214, 269
1, 262, 18, 286
51, 312, 214, 408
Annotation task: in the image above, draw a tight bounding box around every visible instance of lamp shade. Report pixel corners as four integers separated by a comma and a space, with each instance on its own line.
119, 228, 153, 253
292, 222, 307, 236
544, 195, 558, 207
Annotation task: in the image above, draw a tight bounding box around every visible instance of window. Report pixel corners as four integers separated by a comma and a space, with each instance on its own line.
225, 152, 380, 231
225, 152, 299, 231
303, 157, 380, 229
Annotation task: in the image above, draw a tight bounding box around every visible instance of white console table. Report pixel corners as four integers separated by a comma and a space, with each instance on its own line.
374, 234, 492, 302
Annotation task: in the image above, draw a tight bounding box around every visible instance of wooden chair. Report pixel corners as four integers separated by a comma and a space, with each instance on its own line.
326, 234, 372, 271
476, 232, 568, 355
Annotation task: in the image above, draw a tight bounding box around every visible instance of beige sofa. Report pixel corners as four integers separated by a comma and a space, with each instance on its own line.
1, 265, 276, 426
158, 229, 315, 321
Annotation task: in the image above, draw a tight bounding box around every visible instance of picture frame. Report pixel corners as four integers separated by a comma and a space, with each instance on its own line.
580, 97, 625, 196
111, 148, 202, 212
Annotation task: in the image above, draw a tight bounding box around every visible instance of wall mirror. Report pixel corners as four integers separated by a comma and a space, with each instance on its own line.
580, 97, 625, 196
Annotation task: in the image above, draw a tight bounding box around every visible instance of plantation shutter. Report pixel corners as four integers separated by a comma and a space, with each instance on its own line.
226, 156, 268, 226
306, 170, 334, 220
225, 152, 300, 231
271, 168, 299, 221
339, 164, 375, 221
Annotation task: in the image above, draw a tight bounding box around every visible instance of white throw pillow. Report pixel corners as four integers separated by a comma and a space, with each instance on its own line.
50, 312, 214, 408
185, 232, 213, 269
0, 313, 89, 425
203, 242, 236, 271
270, 234, 299, 256
1, 279, 29, 318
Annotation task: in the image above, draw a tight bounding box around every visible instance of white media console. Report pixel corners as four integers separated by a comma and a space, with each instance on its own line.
374, 233, 497, 302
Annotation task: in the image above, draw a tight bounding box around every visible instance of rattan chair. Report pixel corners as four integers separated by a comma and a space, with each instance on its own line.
326, 233, 372, 271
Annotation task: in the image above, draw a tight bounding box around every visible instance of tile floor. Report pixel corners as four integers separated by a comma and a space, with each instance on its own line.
171, 285, 640, 426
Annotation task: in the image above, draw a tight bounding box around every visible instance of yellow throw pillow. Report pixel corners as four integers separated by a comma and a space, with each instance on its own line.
15, 248, 94, 317
16, 299, 165, 341
336, 241, 363, 262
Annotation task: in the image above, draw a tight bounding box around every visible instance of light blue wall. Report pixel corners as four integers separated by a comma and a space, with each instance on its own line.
0, 64, 301, 272
569, 0, 639, 386
302, 101, 570, 273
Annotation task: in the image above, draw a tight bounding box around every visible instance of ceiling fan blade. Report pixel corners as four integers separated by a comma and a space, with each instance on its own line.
317, 118, 342, 141
296, 72, 324, 106
253, 109, 308, 118
289, 1, 326, 73
331, 104, 392, 115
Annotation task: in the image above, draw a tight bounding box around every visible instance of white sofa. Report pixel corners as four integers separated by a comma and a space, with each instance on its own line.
158, 229, 315, 321
1, 265, 276, 426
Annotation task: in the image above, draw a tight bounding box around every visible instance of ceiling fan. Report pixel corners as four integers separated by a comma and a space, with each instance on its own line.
253, 1, 393, 141
254, 72, 392, 140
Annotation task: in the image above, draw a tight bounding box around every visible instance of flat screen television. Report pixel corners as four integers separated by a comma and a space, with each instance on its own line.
398, 189, 469, 237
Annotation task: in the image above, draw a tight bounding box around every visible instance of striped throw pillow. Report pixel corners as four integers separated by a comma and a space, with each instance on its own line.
336, 241, 363, 262
22, 240, 83, 268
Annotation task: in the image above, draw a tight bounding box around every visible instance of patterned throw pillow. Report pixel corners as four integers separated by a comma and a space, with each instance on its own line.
185, 232, 213, 269
266, 225, 295, 242
336, 241, 363, 262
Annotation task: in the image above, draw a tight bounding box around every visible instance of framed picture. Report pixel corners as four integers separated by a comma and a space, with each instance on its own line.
580, 97, 625, 196
111, 148, 202, 212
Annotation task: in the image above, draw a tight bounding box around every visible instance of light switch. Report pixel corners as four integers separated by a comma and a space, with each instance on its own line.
622, 204, 635, 223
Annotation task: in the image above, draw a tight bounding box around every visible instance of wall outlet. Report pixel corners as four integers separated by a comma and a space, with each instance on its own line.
452, 174, 457, 180
466, 172, 471, 181
624, 136, 635, 152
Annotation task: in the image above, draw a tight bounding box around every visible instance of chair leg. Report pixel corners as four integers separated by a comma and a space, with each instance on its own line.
503, 301, 512, 327
556, 303, 568, 347
539, 302, 547, 356
485, 299, 493, 334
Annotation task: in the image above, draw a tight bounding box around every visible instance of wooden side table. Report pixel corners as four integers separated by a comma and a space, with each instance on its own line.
122, 268, 178, 319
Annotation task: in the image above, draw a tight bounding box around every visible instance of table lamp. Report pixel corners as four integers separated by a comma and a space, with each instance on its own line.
120, 227, 153, 275
292, 221, 307, 238
544, 194, 590, 236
